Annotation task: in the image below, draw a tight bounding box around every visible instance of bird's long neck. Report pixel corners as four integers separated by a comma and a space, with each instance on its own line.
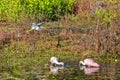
55, 61, 64, 66
80, 61, 86, 66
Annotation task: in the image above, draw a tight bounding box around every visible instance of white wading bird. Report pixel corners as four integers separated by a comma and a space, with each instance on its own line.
50, 57, 64, 66
30, 22, 44, 30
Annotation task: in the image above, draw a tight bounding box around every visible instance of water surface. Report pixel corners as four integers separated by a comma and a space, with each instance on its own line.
0, 57, 120, 80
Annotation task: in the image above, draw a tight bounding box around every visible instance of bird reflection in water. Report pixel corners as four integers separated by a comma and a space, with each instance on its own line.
49, 65, 64, 74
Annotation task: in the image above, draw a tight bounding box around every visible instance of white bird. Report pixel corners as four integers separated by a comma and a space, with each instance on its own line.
30, 22, 44, 30
79, 58, 100, 67
50, 57, 64, 66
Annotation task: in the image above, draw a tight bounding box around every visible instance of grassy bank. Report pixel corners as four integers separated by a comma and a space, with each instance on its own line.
0, 0, 120, 58
0, 0, 120, 79
0, 22, 119, 59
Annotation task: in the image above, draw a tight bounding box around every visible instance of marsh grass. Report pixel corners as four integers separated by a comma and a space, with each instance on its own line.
0, 0, 120, 79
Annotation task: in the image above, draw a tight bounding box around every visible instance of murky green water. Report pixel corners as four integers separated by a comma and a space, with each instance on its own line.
46, 62, 120, 80
0, 56, 120, 80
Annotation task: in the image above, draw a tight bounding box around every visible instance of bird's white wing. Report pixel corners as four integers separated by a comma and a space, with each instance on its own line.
37, 22, 44, 26
35, 26, 40, 30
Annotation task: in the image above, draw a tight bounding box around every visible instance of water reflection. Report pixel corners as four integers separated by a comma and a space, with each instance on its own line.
1, 57, 120, 80
49, 65, 64, 74
79, 66, 100, 75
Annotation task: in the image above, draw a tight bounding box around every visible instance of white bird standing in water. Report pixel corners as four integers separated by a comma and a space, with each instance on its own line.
79, 58, 100, 67
50, 57, 64, 66
30, 22, 44, 30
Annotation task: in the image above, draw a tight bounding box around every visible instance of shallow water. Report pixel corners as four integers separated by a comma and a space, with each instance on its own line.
45, 63, 120, 80
0, 57, 120, 80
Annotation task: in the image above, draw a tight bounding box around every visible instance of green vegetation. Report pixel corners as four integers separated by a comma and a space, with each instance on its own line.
0, 0, 75, 21
0, 0, 119, 59
0, 0, 120, 79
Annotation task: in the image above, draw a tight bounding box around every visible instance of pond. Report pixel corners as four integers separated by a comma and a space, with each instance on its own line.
39, 62, 120, 80
47, 64, 120, 80
0, 55, 120, 80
